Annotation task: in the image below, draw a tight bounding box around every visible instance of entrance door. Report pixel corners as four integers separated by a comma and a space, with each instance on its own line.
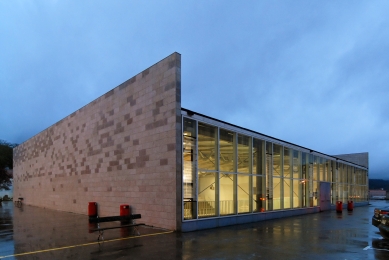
319, 181, 331, 211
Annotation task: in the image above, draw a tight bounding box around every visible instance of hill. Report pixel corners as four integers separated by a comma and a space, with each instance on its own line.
369, 179, 389, 190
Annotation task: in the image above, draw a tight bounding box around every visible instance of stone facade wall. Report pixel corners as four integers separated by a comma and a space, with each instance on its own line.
13, 53, 182, 230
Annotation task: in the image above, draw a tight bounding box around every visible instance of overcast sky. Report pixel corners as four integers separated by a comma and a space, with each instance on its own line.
1, 1, 388, 179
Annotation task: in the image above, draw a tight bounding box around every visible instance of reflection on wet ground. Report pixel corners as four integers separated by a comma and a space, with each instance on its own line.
1, 200, 389, 259
0, 202, 13, 258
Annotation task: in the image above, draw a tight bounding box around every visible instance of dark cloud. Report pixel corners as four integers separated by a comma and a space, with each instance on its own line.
1, 1, 388, 178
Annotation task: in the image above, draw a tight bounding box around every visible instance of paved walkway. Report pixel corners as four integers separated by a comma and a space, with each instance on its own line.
1, 200, 389, 259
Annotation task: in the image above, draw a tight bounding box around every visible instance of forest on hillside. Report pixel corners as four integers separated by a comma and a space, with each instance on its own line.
369, 179, 389, 190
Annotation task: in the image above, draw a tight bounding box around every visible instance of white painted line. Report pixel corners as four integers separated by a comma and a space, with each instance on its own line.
363, 245, 389, 252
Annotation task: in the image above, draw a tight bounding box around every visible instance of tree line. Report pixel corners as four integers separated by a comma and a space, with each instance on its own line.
0, 139, 18, 191
369, 179, 389, 191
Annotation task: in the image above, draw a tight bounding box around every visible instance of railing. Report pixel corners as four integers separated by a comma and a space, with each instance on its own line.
185, 195, 369, 219
183, 199, 196, 220
219, 200, 233, 215
184, 200, 252, 218
198, 201, 216, 217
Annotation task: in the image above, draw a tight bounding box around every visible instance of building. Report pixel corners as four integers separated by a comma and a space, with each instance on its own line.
13, 53, 369, 232
369, 189, 386, 199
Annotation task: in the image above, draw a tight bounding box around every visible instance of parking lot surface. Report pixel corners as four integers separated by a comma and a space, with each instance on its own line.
1, 200, 389, 259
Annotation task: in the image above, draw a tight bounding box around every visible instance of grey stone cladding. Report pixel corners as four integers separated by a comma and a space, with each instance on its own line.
13, 53, 182, 230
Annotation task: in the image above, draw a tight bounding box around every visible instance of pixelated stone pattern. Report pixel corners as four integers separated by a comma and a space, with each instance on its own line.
13, 52, 182, 231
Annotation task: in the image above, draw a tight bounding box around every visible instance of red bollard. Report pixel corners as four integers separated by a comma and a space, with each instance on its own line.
336, 201, 343, 213
120, 204, 131, 224
347, 201, 354, 211
120, 204, 130, 216
88, 202, 98, 218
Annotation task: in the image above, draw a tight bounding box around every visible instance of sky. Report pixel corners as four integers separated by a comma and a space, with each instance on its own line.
1, 1, 388, 179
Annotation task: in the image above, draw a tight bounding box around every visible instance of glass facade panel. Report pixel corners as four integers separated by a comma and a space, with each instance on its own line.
308, 157, 314, 207
219, 129, 235, 172
284, 177, 291, 209
284, 148, 291, 178
237, 135, 250, 173
253, 175, 266, 212
182, 116, 369, 221
273, 177, 282, 210
238, 174, 250, 213
220, 173, 235, 215
301, 153, 308, 207
348, 166, 353, 184
293, 150, 300, 179
198, 123, 217, 171
356, 169, 361, 185
312, 181, 318, 206
327, 160, 332, 183
283, 148, 291, 209
341, 164, 347, 184
252, 138, 266, 212
273, 144, 281, 176
253, 139, 264, 175
313, 156, 318, 181
183, 118, 197, 220
292, 179, 301, 208
337, 183, 343, 203
198, 171, 217, 218
266, 142, 273, 210
319, 158, 324, 181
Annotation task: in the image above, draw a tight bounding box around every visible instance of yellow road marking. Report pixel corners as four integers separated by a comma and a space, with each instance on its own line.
0, 230, 174, 259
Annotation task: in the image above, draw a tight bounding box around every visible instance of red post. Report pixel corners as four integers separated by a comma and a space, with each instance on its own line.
88, 202, 98, 218
347, 201, 354, 211
336, 201, 343, 213
120, 204, 130, 216
120, 204, 131, 224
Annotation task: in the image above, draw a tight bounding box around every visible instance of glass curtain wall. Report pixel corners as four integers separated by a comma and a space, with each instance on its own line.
183, 118, 197, 220
354, 168, 368, 202
302, 153, 308, 207
266, 142, 273, 210
272, 144, 282, 210
253, 138, 266, 212
197, 122, 218, 218
312, 156, 318, 206
237, 135, 250, 213
283, 148, 292, 209
219, 129, 235, 215
182, 117, 369, 220
292, 150, 302, 208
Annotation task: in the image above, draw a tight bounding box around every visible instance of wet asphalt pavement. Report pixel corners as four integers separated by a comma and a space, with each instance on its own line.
1, 200, 389, 259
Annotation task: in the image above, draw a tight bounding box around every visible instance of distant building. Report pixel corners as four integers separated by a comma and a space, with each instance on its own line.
13, 53, 369, 232
369, 189, 386, 199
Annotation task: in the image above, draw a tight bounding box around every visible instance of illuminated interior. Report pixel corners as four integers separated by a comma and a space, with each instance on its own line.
182, 117, 368, 220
